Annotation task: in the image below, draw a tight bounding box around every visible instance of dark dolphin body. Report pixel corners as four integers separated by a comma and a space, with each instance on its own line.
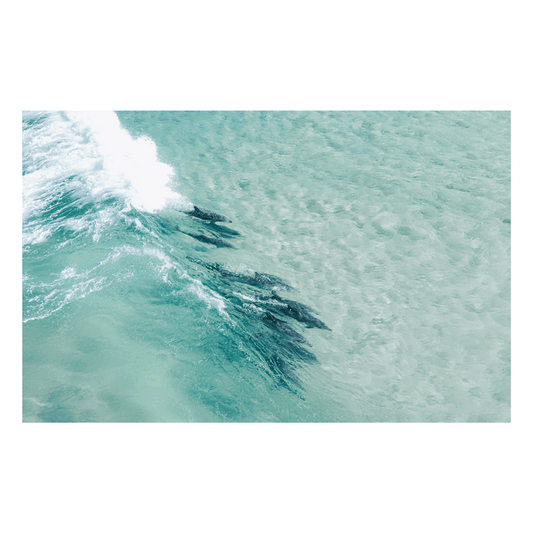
178, 205, 239, 248
190, 260, 296, 292
187, 205, 232, 223
204, 263, 297, 292
162, 204, 331, 395
252, 273, 296, 292
260, 311, 311, 346
258, 294, 331, 330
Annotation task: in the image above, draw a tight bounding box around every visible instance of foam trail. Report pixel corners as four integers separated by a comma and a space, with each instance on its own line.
23, 112, 228, 324
65, 111, 193, 213
23, 111, 193, 219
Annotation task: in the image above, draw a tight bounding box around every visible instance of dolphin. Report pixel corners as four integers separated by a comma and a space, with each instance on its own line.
200, 223, 241, 237
187, 205, 232, 223
260, 311, 311, 346
195, 262, 297, 292
252, 272, 296, 292
182, 232, 236, 249
173, 225, 236, 248
258, 294, 331, 330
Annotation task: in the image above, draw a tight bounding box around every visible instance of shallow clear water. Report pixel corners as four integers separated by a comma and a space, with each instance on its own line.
22, 110, 510, 422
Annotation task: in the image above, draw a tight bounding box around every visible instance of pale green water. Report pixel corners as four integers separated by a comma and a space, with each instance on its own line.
22, 111, 510, 422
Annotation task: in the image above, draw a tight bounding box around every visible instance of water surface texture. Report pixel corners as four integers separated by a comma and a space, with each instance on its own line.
22, 111, 511, 422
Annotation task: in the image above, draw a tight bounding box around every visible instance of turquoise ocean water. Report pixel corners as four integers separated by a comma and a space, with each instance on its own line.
22, 111, 510, 422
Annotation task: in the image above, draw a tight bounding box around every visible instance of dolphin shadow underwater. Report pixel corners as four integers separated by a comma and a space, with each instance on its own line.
177, 230, 237, 249
163, 204, 331, 393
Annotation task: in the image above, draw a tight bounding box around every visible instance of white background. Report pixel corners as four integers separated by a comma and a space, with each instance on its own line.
0, 88, 533, 446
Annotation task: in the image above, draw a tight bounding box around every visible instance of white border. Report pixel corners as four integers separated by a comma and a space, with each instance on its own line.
0, 88, 533, 446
